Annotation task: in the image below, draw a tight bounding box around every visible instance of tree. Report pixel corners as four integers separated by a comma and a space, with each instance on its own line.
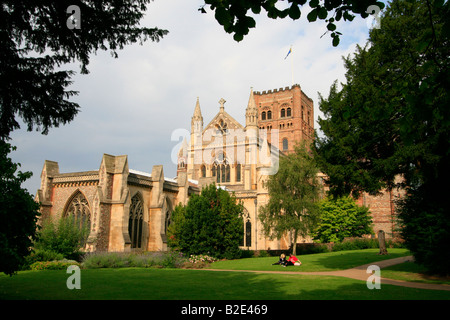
0, 141, 40, 275
0, 0, 168, 140
34, 215, 90, 260
313, 196, 373, 243
167, 184, 244, 259
314, 0, 450, 274
259, 143, 322, 255
200, 0, 385, 45
0, 0, 167, 275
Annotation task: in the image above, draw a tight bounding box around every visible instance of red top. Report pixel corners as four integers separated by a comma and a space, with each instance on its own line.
288, 256, 299, 263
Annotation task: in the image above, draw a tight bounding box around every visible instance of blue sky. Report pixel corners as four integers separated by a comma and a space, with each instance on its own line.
9, 0, 381, 194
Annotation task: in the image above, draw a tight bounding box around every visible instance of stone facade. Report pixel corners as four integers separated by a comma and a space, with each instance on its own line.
36, 84, 400, 253
177, 86, 315, 251
36, 155, 198, 252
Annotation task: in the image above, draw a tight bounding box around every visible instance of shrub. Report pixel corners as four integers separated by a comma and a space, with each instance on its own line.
81, 251, 187, 269
396, 185, 450, 276
296, 243, 330, 255
29, 260, 80, 271
313, 196, 373, 243
23, 249, 64, 269
82, 252, 128, 269
332, 238, 379, 251
34, 215, 89, 259
188, 254, 217, 264
167, 184, 244, 259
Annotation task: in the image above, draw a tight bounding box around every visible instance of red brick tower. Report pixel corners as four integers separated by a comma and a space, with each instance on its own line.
253, 84, 314, 153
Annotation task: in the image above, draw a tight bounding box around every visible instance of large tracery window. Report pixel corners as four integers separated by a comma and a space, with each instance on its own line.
129, 193, 144, 249
215, 119, 228, 135
211, 154, 230, 183
65, 191, 91, 232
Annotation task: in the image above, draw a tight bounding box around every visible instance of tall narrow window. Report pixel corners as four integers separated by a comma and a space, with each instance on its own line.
261, 111, 266, 120
241, 209, 251, 248
216, 163, 220, 183
281, 109, 285, 118
201, 165, 206, 178
212, 159, 230, 183
65, 191, 91, 233
236, 164, 241, 182
163, 198, 172, 239
283, 138, 288, 151
287, 107, 291, 117
267, 110, 272, 119
129, 193, 144, 249
221, 164, 226, 183
245, 220, 252, 248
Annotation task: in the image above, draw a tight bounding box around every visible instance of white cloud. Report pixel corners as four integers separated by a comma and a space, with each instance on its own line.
9, 0, 373, 194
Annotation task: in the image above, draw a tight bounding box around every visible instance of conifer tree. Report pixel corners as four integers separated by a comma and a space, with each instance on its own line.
314, 0, 449, 274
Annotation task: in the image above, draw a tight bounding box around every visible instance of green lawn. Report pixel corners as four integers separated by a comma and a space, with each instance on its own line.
1, 249, 449, 300
210, 248, 411, 272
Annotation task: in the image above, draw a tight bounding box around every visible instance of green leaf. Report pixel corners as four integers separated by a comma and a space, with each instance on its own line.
307, 8, 318, 22
327, 22, 336, 31
332, 35, 340, 47
289, 4, 301, 20
309, 0, 319, 8
233, 33, 244, 42
318, 7, 328, 19
215, 6, 231, 28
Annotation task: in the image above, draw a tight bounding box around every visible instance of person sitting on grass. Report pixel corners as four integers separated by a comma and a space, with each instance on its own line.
284, 254, 301, 267
272, 253, 287, 266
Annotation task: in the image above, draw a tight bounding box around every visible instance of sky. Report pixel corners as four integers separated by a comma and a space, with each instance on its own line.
9, 0, 381, 195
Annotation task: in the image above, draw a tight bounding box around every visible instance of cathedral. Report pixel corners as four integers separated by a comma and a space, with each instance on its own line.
36, 84, 399, 253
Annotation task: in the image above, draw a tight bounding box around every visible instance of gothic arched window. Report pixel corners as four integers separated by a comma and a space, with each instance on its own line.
201, 165, 206, 178
212, 158, 230, 183
261, 111, 266, 120
163, 197, 172, 239
287, 107, 292, 117
65, 191, 91, 232
281, 108, 285, 118
129, 193, 144, 249
240, 209, 251, 248
267, 110, 272, 119
236, 164, 241, 182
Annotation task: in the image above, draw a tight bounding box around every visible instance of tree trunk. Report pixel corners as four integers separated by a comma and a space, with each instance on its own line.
378, 230, 388, 255
292, 230, 298, 255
